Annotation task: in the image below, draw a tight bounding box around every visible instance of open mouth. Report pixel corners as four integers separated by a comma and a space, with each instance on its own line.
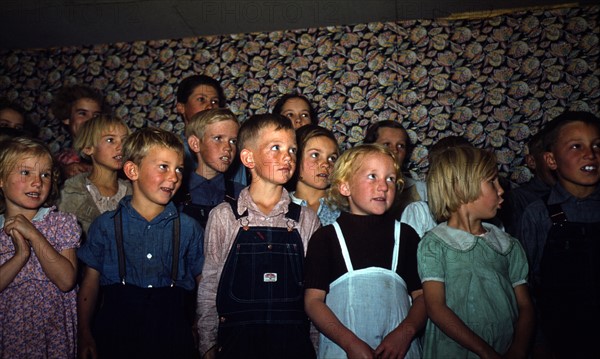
25, 192, 40, 198
160, 187, 174, 194
373, 197, 386, 202
220, 156, 231, 163
582, 165, 598, 172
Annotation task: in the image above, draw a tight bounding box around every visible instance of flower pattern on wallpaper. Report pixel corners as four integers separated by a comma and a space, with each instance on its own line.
0, 5, 598, 183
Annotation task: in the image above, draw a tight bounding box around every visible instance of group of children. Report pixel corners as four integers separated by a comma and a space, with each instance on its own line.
1, 76, 599, 359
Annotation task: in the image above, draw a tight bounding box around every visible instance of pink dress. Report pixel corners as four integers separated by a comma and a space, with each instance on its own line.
0, 207, 81, 359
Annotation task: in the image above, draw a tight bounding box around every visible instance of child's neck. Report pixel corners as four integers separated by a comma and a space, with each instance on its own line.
88, 166, 119, 197
447, 209, 486, 236
195, 160, 219, 180
248, 180, 284, 215
3, 205, 38, 222
559, 179, 596, 199
294, 182, 325, 213
130, 196, 166, 222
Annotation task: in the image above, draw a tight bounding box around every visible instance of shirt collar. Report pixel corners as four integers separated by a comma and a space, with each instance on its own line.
114, 195, 179, 223
236, 187, 291, 218
430, 222, 514, 254
548, 182, 600, 205
0, 207, 53, 227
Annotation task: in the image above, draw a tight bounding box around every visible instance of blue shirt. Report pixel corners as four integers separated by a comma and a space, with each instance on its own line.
78, 196, 204, 291
518, 183, 600, 283
189, 172, 244, 206
289, 191, 340, 226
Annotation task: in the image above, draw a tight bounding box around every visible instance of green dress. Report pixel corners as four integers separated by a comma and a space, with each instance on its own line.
417, 222, 529, 358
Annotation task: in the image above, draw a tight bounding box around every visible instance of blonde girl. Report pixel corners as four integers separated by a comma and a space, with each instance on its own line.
59, 115, 131, 237
418, 146, 534, 358
0, 137, 80, 358
304, 144, 424, 359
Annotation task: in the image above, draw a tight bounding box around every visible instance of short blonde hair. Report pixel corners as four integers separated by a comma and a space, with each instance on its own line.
185, 108, 238, 139
74, 115, 130, 159
427, 146, 498, 222
0, 137, 59, 213
326, 144, 403, 212
122, 127, 184, 166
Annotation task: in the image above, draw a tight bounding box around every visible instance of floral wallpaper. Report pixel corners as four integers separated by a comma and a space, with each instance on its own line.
0, 5, 598, 183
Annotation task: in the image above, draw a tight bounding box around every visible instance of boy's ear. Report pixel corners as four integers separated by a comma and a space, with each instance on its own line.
62, 118, 70, 126
187, 135, 201, 153
240, 149, 255, 169
544, 152, 558, 171
339, 181, 351, 197
123, 161, 139, 181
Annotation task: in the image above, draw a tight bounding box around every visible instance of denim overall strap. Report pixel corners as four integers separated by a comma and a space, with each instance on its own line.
539, 199, 600, 358
319, 220, 421, 359
216, 203, 307, 327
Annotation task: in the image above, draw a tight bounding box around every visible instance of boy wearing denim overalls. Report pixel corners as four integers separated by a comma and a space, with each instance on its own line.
518, 111, 600, 358
197, 114, 320, 359
77, 128, 204, 359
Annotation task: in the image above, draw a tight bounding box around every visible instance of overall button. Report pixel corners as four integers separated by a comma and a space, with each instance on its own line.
147, 253, 152, 259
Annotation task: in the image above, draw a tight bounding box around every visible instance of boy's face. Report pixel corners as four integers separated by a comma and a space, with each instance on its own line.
280, 98, 312, 129
195, 120, 239, 178
64, 98, 101, 137
245, 126, 297, 185
85, 125, 128, 171
545, 121, 600, 197
375, 127, 408, 166
126, 146, 184, 208
340, 152, 397, 216
176, 85, 220, 125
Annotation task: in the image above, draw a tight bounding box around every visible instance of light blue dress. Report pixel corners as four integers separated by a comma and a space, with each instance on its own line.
417, 222, 529, 358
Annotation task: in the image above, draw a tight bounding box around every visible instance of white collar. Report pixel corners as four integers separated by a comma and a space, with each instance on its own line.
430, 222, 514, 254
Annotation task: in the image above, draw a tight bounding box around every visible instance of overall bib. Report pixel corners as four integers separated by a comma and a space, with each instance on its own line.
92, 212, 196, 359
318, 221, 422, 359
539, 201, 600, 358
215, 201, 315, 359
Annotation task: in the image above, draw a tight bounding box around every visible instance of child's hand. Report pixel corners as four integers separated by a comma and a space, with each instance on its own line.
78, 331, 98, 359
4, 217, 31, 260
3, 215, 43, 245
345, 338, 375, 359
375, 328, 413, 359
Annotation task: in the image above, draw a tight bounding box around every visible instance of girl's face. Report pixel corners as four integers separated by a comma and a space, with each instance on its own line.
280, 98, 312, 129
464, 173, 504, 220
340, 152, 397, 216
85, 125, 129, 172
299, 136, 338, 191
0, 154, 52, 217
375, 127, 408, 165
177, 85, 220, 125
0, 108, 25, 130
65, 98, 102, 137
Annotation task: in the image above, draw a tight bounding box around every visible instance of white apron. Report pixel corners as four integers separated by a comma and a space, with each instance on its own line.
318, 221, 422, 359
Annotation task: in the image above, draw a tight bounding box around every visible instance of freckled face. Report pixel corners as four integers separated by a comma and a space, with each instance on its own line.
341, 153, 397, 216
128, 146, 184, 208
0, 154, 52, 217
251, 127, 297, 185
196, 120, 239, 177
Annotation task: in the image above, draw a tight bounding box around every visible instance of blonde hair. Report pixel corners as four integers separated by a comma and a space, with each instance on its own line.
122, 127, 184, 166
185, 108, 238, 140
427, 146, 498, 222
0, 137, 59, 213
74, 114, 130, 160
326, 144, 403, 212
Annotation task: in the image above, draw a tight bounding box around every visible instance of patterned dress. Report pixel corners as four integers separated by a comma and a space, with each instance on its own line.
0, 207, 81, 359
